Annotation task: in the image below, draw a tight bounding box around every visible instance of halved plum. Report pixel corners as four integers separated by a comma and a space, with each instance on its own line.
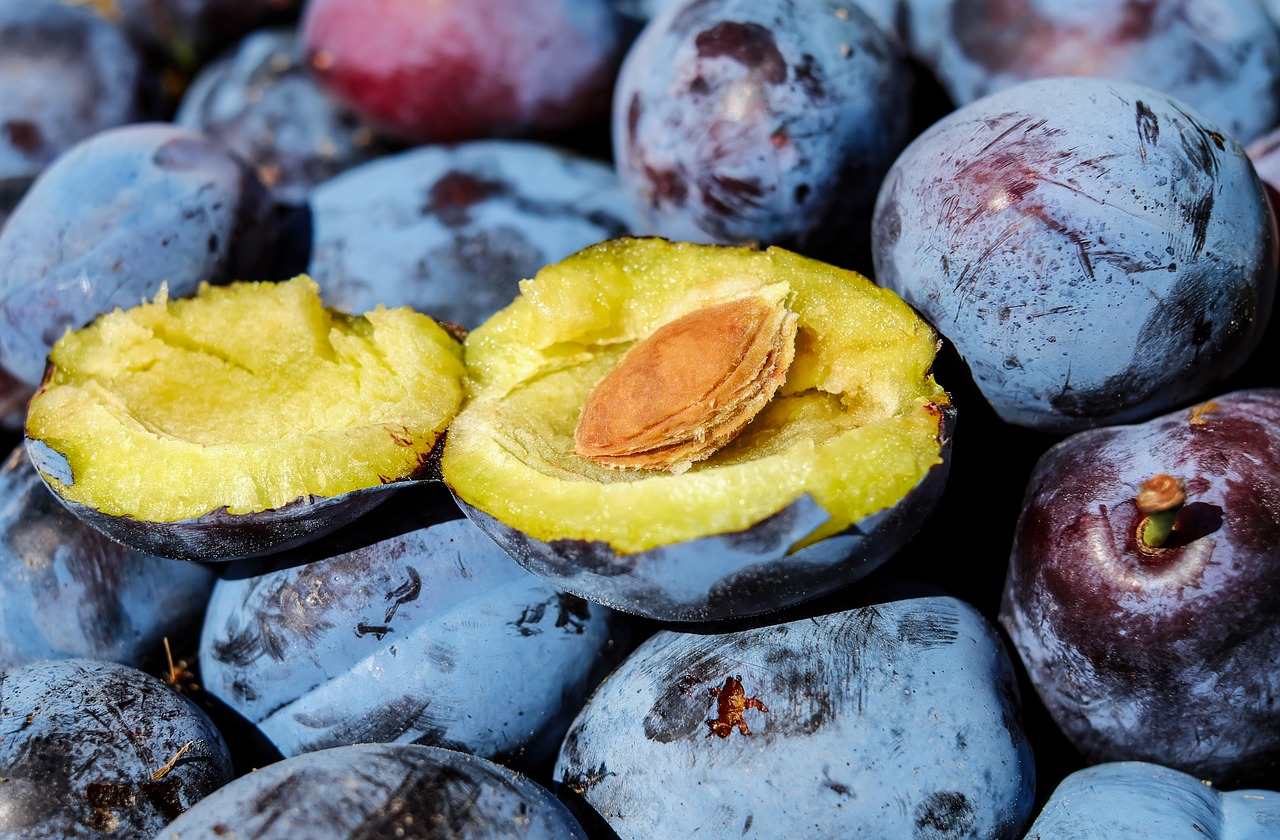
441, 237, 953, 621
24, 275, 465, 561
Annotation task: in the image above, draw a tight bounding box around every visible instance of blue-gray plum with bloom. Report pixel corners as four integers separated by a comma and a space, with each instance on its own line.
555, 592, 1035, 839
0, 658, 232, 839
158, 743, 586, 840
0, 448, 214, 670
1024, 762, 1280, 839
200, 515, 624, 770
873, 77, 1277, 432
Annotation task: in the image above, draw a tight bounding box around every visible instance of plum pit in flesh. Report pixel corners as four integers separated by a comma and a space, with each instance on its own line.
25, 275, 465, 524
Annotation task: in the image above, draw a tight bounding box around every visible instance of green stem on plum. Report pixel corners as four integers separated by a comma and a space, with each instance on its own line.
1135, 473, 1186, 555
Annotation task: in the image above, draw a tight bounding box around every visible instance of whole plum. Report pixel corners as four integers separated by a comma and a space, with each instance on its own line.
301, 0, 627, 145
902, 0, 1280, 145
873, 77, 1277, 432
0, 658, 233, 838
0, 448, 214, 670
1001, 389, 1280, 786
0, 123, 279, 386
200, 516, 625, 771
159, 743, 587, 839
307, 141, 639, 329
176, 27, 383, 206
613, 0, 913, 262
555, 590, 1035, 838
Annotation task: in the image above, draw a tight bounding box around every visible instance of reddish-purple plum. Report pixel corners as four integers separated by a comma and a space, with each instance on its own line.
301, 0, 626, 145
903, 0, 1280, 145
613, 0, 914, 262
873, 77, 1277, 432
1001, 389, 1280, 786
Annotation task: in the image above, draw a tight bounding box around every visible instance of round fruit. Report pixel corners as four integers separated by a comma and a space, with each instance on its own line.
441, 237, 952, 621
24, 275, 465, 561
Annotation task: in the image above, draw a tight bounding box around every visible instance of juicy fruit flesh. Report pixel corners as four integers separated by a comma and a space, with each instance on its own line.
25, 276, 465, 522
573, 292, 799, 472
444, 238, 949, 553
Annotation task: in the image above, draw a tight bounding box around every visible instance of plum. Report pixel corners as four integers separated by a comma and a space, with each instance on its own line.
442, 237, 953, 621
176, 27, 383, 207
158, 743, 587, 839
307, 140, 640, 330
301, 0, 627, 145
0, 122, 279, 387
554, 591, 1035, 838
1000, 389, 1280, 786
23, 276, 466, 562
1024, 762, 1280, 839
612, 0, 913, 263
0, 0, 153, 197
902, 0, 1280, 145
0, 448, 213, 670
0, 658, 233, 838
199, 515, 625, 771
873, 76, 1277, 433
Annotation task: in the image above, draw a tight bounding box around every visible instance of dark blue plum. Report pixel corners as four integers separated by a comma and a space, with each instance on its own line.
176, 27, 384, 206
0, 0, 152, 207
114, 0, 301, 69
0, 657, 232, 838
0, 122, 279, 386
306, 140, 639, 329
199, 516, 626, 771
873, 77, 1277, 432
612, 0, 913, 262
554, 592, 1035, 839
158, 743, 587, 839
0, 448, 214, 670
1024, 762, 1280, 839
904, 0, 1280, 145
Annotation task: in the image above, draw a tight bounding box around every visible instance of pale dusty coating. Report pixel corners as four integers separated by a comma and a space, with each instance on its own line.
573, 296, 798, 472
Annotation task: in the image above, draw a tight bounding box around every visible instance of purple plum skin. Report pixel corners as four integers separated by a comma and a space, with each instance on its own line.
873, 77, 1277, 433
0, 123, 278, 387
158, 743, 587, 840
554, 593, 1035, 839
199, 516, 624, 771
0, 448, 214, 670
1024, 762, 1280, 839
1000, 388, 1280, 786
306, 140, 640, 329
0, 658, 233, 838
903, 0, 1280, 145
176, 27, 384, 207
612, 0, 913, 261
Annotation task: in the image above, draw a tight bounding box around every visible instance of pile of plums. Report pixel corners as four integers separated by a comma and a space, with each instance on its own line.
2, 0, 1280, 838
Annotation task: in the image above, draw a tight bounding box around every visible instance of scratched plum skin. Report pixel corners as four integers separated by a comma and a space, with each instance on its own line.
1000, 389, 1280, 787
0, 123, 279, 386
159, 743, 587, 840
301, 0, 626, 145
306, 140, 639, 329
0, 658, 233, 839
0, 448, 214, 670
614, 0, 913, 262
199, 515, 624, 771
1023, 762, 1280, 840
873, 77, 1277, 433
902, 0, 1280, 145
555, 593, 1035, 839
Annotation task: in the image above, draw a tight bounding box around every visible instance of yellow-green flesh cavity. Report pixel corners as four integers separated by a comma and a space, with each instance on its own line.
26, 276, 466, 522
443, 238, 950, 554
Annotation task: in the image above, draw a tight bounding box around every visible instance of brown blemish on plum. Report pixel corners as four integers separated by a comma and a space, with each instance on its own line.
424, 172, 504, 227
1189, 400, 1220, 426
705, 675, 768, 738
695, 22, 787, 85
3, 120, 42, 155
